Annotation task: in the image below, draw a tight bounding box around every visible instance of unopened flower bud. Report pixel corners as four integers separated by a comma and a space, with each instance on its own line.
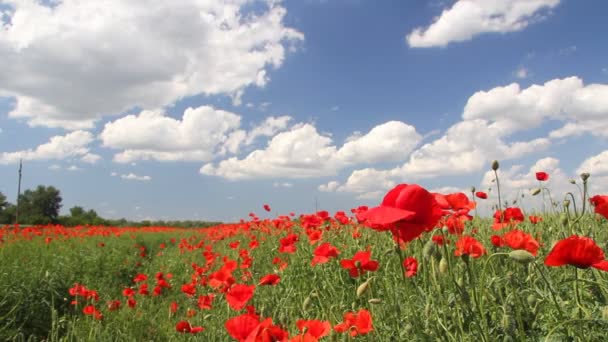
569, 179, 576, 184
302, 296, 312, 311
491, 160, 500, 171
356, 279, 371, 297
580, 172, 590, 182
563, 199, 570, 208
470, 186, 476, 193
368, 298, 382, 305
439, 257, 448, 274
560, 213, 569, 227
509, 250, 535, 264
527, 294, 537, 307
531, 188, 541, 196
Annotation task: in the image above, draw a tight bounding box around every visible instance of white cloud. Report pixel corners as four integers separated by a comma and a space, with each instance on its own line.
81, 153, 101, 164
101, 106, 294, 163
272, 182, 293, 188
0, 130, 94, 164
120, 173, 151, 181
66, 165, 81, 171
462, 77, 608, 138
0, 0, 303, 129
101, 106, 242, 163
318, 181, 340, 192
577, 150, 608, 177
326, 76, 608, 194
201, 121, 421, 179
407, 0, 560, 48
48, 164, 61, 171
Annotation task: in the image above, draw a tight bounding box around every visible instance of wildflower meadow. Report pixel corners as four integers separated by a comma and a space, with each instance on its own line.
1, 161, 608, 341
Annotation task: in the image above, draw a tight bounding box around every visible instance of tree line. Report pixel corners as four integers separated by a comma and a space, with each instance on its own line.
0, 185, 222, 228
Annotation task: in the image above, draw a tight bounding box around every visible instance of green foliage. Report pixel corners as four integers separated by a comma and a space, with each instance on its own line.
17, 185, 63, 224
1, 214, 608, 341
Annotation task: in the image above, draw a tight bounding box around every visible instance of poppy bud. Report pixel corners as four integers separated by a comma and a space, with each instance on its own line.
470, 186, 476, 193
563, 199, 570, 208
531, 188, 541, 196
580, 172, 590, 182
560, 213, 569, 227
423, 240, 436, 260
439, 257, 448, 274
508, 250, 535, 264
491, 160, 500, 171
368, 298, 382, 304
569, 179, 576, 184
302, 296, 312, 311
501, 313, 515, 333
356, 279, 371, 297
527, 294, 537, 307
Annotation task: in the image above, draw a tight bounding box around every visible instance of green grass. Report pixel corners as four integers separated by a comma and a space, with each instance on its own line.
0, 214, 607, 341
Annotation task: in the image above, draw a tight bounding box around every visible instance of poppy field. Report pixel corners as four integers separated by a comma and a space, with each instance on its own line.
2, 163, 608, 341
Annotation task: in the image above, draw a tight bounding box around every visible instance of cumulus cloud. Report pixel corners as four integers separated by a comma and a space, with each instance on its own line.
0, 0, 303, 129
324, 76, 608, 195
201, 121, 422, 179
100, 106, 294, 163
120, 173, 152, 181
0, 130, 94, 164
407, 0, 560, 48
577, 150, 608, 179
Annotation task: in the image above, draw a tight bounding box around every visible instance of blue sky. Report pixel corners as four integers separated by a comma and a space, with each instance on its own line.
1, 0, 607, 222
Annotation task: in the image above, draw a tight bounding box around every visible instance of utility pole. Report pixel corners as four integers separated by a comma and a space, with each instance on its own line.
15, 159, 22, 225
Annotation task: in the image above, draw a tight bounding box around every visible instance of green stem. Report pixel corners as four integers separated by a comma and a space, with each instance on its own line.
532, 262, 564, 320
494, 170, 503, 217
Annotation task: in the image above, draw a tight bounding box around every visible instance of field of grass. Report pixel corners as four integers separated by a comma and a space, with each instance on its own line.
1, 183, 608, 341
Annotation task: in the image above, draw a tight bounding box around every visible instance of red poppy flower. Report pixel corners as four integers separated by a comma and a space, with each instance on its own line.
475, 191, 488, 199
528, 215, 542, 224
197, 294, 215, 310
311, 242, 340, 266
432, 235, 446, 246
181, 283, 197, 297
334, 309, 373, 337
340, 251, 379, 277
258, 274, 281, 286
279, 233, 299, 254
225, 313, 261, 341
127, 298, 137, 308
501, 229, 540, 256
248, 318, 289, 342
535, 171, 549, 181
226, 284, 255, 311
490, 235, 504, 247
454, 236, 486, 258
590, 195, 608, 219
133, 273, 148, 283
107, 300, 121, 311
170, 301, 178, 314
176, 321, 204, 334
357, 184, 443, 243
263, 204, 271, 212
545, 235, 608, 271
291, 319, 331, 341
83, 305, 103, 320
403, 257, 418, 278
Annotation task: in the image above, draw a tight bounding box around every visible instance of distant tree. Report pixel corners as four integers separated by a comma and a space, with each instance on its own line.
18, 185, 62, 224
0, 191, 11, 224
0, 191, 7, 212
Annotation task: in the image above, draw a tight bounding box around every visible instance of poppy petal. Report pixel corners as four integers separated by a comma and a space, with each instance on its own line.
357, 205, 416, 225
